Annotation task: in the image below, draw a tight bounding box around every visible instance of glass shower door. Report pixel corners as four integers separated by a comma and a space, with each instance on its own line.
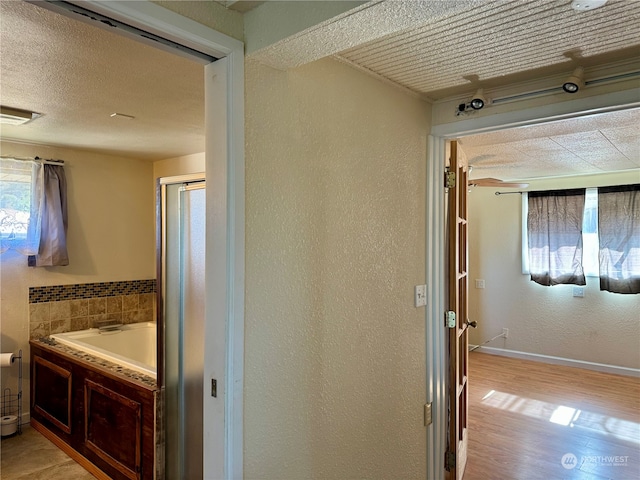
163, 179, 205, 479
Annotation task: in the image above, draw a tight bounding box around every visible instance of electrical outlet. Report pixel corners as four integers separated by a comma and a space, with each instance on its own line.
502, 328, 509, 339
475, 279, 485, 289
572, 286, 585, 298
415, 285, 427, 307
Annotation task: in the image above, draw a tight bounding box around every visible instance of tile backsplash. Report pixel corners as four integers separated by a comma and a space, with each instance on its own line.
29, 280, 157, 339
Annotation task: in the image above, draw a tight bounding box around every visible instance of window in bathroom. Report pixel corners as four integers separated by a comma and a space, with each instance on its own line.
0, 158, 39, 255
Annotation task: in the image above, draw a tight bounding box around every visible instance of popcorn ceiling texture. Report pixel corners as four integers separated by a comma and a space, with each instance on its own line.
245, 57, 430, 479
247, 0, 475, 70
152, 0, 243, 42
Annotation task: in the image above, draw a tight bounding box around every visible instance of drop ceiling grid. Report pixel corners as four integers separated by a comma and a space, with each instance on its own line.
337, 0, 640, 96
570, 154, 638, 172
465, 143, 635, 176
551, 131, 624, 156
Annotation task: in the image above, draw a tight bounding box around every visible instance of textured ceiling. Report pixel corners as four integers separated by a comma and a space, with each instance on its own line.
0, 1, 204, 161
0, 0, 638, 177
337, 0, 640, 100
460, 108, 640, 181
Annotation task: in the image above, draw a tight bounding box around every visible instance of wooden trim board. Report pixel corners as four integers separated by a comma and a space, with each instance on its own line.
31, 419, 111, 480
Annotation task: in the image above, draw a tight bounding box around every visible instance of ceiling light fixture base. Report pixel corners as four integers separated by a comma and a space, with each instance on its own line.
0, 106, 40, 125
456, 89, 491, 116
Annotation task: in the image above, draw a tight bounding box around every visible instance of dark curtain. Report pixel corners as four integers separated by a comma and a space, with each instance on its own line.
598, 184, 640, 294
528, 189, 586, 286
29, 164, 68, 266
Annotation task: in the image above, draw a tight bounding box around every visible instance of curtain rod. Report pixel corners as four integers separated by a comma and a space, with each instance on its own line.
495, 191, 524, 196
0, 155, 65, 165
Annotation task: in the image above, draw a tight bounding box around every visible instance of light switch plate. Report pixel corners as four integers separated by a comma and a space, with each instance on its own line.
475, 279, 485, 289
415, 284, 427, 307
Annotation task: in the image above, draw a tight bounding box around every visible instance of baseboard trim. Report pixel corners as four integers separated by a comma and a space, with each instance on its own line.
20, 411, 30, 425
31, 419, 111, 480
469, 345, 640, 378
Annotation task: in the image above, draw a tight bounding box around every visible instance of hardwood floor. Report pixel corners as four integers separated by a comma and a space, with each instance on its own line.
465, 352, 640, 480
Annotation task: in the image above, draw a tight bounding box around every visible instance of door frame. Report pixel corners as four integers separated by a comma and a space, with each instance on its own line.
68, 2, 246, 478
425, 88, 640, 479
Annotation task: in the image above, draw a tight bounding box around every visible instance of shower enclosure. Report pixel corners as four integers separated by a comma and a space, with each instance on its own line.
160, 175, 206, 479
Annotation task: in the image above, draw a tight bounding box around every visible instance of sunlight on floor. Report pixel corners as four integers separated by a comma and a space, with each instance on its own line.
481, 390, 640, 444
549, 405, 580, 426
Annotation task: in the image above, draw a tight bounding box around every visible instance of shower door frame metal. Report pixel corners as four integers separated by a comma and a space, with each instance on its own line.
158, 174, 206, 479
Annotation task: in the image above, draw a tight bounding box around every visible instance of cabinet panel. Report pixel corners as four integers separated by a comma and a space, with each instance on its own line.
85, 380, 142, 480
30, 342, 156, 480
33, 356, 72, 434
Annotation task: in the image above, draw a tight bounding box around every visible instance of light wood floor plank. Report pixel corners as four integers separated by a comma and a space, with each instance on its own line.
465, 352, 640, 480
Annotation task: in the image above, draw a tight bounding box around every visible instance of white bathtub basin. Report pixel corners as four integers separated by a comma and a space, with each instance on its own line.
50, 322, 156, 379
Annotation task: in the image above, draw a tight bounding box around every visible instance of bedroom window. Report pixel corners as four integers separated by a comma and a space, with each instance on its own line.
581, 188, 599, 277
522, 185, 639, 294
526, 188, 587, 286
598, 184, 640, 294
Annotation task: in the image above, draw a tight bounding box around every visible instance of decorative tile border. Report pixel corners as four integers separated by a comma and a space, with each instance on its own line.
29, 279, 156, 303
32, 339, 157, 388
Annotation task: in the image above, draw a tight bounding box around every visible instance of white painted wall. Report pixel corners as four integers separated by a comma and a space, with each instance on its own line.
153, 152, 204, 179
468, 171, 640, 370
0, 141, 155, 416
244, 57, 430, 479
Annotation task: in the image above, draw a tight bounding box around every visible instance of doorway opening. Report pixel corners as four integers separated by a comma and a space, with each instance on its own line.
6, 1, 245, 478
428, 99, 639, 479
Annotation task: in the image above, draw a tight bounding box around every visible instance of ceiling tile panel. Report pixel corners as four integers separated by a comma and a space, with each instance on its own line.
576, 155, 638, 171
337, 0, 640, 98
550, 132, 619, 155
460, 108, 640, 180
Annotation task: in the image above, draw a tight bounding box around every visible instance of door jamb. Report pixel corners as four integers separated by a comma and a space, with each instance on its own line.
425, 87, 640, 480
68, 2, 246, 479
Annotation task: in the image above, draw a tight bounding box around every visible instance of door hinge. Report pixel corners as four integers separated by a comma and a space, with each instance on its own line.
445, 171, 456, 189
445, 311, 456, 328
445, 451, 456, 471
424, 403, 432, 426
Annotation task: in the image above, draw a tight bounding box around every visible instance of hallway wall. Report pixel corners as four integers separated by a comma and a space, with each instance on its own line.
244, 57, 431, 478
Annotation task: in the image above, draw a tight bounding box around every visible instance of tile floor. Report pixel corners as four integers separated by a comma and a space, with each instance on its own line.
0, 425, 94, 480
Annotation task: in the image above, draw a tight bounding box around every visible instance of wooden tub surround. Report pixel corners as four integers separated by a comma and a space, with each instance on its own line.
30, 339, 158, 480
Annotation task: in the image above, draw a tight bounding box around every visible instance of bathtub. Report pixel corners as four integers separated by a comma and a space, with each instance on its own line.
50, 322, 156, 379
